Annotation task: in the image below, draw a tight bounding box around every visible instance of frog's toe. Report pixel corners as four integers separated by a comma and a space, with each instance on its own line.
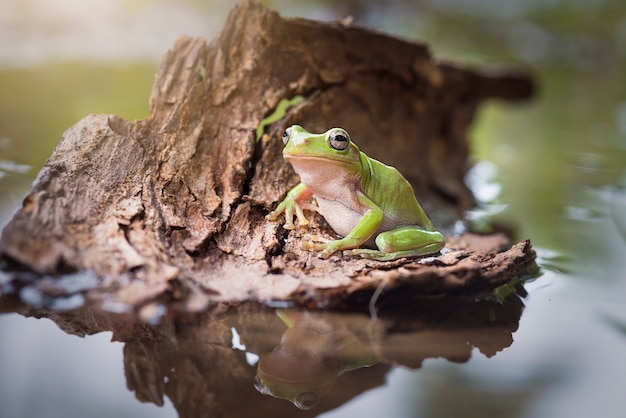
319, 249, 334, 259
309, 235, 331, 243
301, 241, 322, 251
344, 248, 382, 259
294, 209, 309, 227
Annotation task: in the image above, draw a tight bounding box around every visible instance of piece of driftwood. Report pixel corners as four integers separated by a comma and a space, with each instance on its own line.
0, 1, 535, 312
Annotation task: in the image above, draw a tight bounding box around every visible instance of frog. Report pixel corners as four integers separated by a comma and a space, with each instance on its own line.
266, 125, 445, 261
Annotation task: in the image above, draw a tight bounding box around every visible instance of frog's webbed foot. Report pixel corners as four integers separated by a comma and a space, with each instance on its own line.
266, 200, 310, 230
304, 235, 331, 244
301, 235, 337, 259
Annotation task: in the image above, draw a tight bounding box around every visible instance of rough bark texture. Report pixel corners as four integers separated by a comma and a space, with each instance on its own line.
0, 1, 535, 312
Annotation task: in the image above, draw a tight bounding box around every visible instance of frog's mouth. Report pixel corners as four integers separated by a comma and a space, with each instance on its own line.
284, 154, 359, 169
284, 155, 361, 180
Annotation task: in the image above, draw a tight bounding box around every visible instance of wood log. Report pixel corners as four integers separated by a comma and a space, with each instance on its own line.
0, 0, 536, 312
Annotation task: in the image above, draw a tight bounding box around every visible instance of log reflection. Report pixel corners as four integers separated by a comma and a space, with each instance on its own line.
1, 288, 525, 416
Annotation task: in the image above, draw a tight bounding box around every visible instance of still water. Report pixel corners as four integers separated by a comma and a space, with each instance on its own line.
1, 1, 625, 417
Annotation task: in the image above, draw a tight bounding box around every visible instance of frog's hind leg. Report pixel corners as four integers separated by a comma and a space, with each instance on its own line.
345, 227, 445, 261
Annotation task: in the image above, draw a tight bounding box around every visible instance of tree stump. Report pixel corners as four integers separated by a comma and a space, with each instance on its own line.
0, 0, 536, 313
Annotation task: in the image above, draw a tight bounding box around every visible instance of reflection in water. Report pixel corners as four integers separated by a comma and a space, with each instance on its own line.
254, 310, 379, 410
609, 185, 626, 244
0, 288, 525, 416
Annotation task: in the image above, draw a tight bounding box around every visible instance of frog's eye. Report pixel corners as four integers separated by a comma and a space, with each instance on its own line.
295, 391, 320, 410
282, 127, 292, 145
328, 129, 350, 150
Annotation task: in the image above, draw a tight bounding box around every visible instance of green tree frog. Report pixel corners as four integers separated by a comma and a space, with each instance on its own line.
267, 125, 445, 261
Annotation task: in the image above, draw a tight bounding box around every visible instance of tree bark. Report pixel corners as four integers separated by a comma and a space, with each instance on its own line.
0, 0, 536, 311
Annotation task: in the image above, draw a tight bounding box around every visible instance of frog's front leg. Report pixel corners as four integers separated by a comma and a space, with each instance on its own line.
266, 183, 313, 230
345, 226, 445, 261
302, 192, 383, 259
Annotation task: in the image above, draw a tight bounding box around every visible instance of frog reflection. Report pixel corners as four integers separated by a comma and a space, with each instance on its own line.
254, 310, 377, 410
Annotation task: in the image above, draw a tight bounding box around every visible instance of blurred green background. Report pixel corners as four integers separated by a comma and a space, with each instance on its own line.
1, 1, 625, 417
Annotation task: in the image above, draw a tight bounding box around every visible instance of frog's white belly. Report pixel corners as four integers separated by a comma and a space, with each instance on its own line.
314, 195, 413, 248
315, 197, 364, 238
318, 193, 422, 248
288, 156, 414, 246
